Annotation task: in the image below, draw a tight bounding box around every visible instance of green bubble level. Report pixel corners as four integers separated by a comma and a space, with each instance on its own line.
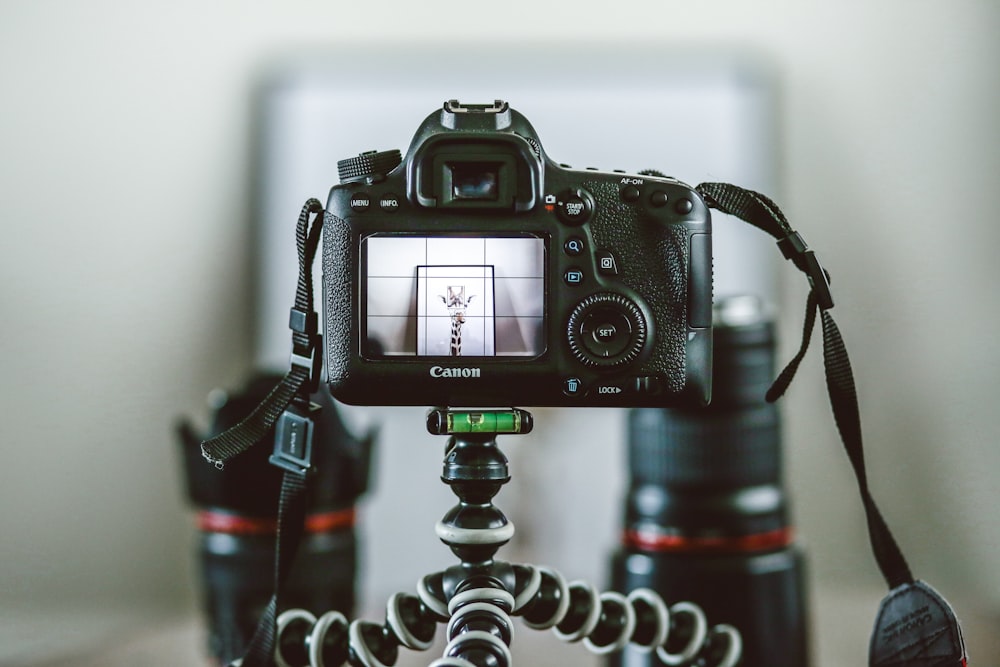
446, 410, 523, 434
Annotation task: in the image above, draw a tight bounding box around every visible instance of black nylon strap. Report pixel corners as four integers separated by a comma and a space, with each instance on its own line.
821, 311, 913, 587
200, 366, 309, 467
201, 198, 325, 469
696, 181, 913, 589
766, 289, 818, 403
197, 198, 325, 667
697, 182, 833, 311
239, 468, 308, 667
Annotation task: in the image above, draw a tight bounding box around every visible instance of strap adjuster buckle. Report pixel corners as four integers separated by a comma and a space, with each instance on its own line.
289, 338, 322, 395
802, 250, 834, 311
288, 306, 322, 394
777, 232, 834, 311
289, 307, 317, 335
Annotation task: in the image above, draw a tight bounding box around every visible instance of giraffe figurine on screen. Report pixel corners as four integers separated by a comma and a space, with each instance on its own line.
439, 286, 476, 356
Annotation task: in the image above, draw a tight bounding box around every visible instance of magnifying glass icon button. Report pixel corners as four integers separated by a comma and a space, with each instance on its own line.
564, 238, 584, 256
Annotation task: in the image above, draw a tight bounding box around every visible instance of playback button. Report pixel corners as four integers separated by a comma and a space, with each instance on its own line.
564, 268, 585, 286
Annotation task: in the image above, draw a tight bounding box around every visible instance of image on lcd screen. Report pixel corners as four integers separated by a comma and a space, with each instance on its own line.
364, 235, 544, 357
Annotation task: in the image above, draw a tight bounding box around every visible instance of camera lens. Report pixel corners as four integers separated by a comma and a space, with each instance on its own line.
450, 162, 500, 201
608, 296, 811, 667
177, 375, 371, 665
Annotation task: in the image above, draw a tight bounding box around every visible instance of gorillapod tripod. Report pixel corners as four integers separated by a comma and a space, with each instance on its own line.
263, 408, 742, 667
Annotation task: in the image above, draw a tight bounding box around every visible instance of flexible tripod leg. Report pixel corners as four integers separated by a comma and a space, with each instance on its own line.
270, 415, 531, 667
269, 410, 742, 667
422, 414, 741, 667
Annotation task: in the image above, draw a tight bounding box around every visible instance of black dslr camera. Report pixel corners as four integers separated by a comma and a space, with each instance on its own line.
323, 100, 712, 407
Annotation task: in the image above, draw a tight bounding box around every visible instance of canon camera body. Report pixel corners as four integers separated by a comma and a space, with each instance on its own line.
323, 100, 712, 407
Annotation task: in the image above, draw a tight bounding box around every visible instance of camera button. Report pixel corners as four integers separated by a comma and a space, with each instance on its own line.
555, 189, 593, 225
620, 185, 641, 203
581, 309, 632, 358
564, 237, 585, 256
350, 192, 371, 212
564, 269, 585, 286
675, 197, 694, 215
596, 250, 619, 276
563, 377, 584, 396
650, 190, 669, 207
379, 193, 401, 213
594, 323, 617, 342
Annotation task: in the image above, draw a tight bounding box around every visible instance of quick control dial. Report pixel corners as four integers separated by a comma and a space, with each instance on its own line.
567, 293, 648, 368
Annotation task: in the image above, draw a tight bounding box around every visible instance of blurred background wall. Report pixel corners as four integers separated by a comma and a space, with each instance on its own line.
1, 0, 998, 661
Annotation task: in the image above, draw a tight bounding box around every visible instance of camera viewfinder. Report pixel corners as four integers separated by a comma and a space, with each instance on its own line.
450, 162, 501, 201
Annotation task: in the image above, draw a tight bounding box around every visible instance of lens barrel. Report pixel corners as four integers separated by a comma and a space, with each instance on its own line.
178, 375, 371, 665
608, 296, 811, 667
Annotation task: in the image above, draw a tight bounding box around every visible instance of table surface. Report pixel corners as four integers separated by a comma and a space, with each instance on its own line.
4, 586, 997, 667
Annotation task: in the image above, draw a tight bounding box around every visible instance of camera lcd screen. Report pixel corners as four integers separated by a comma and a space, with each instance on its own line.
364, 235, 544, 357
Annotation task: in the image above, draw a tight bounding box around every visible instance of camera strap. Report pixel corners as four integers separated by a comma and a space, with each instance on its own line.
200, 198, 327, 667
696, 182, 967, 666
200, 197, 326, 468
195, 188, 966, 666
